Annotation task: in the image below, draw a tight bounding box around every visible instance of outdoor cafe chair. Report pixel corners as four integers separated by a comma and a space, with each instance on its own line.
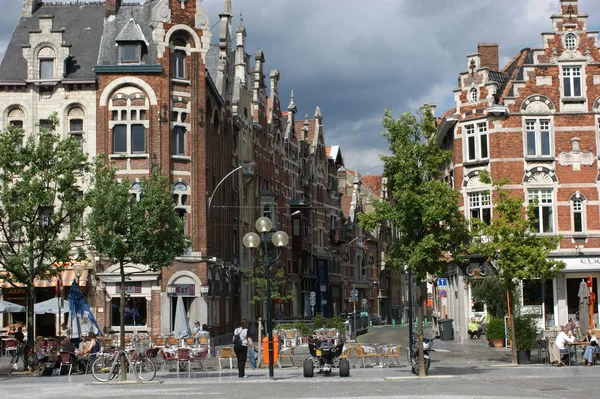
277, 346, 296, 368
59, 351, 76, 375
217, 347, 236, 369
159, 348, 178, 372
189, 348, 208, 370
354, 345, 379, 368
380, 345, 402, 367
4, 338, 17, 357
176, 348, 192, 374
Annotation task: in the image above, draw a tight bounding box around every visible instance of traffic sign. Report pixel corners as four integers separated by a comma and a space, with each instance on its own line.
361, 298, 368, 305
310, 299, 316, 306
439, 289, 447, 298
437, 278, 447, 286
310, 291, 316, 298
321, 300, 328, 305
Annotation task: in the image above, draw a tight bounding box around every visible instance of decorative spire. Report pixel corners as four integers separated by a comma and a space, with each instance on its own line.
223, 0, 232, 16
287, 90, 297, 112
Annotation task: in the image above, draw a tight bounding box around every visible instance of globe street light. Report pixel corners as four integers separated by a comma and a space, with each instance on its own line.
243, 216, 289, 379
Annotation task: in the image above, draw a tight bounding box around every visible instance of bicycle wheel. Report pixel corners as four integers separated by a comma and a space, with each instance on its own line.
92, 355, 115, 382
134, 357, 156, 381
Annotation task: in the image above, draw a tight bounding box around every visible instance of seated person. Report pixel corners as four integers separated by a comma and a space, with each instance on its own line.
582, 329, 598, 366
77, 332, 101, 374
34, 336, 50, 364
555, 327, 575, 365
60, 337, 79, 372
467, 317, 482, 339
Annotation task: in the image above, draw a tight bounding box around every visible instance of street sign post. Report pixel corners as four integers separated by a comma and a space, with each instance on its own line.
310, 291, 316, 316
349, 285, 358, 340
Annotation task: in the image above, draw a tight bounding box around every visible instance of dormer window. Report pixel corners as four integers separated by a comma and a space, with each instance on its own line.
37, 46, 56, 79
565, 33, 577, 50
119, 43, 140, 64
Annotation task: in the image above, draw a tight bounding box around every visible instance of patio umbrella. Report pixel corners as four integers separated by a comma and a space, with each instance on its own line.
68, 280, 101, 339
34, 297, 70, 314
578, 279, 590, 334
0, 299, 25, 313
172, 295, 191, 339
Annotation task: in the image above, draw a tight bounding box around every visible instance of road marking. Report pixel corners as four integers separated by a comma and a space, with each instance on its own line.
432, 348, 451, 352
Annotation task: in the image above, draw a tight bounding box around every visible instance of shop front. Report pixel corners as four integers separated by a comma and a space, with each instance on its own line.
163, 271, 207, 335
97, 264, 159, 335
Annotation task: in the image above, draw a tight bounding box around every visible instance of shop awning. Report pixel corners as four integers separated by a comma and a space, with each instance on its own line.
0, 269, 88, 288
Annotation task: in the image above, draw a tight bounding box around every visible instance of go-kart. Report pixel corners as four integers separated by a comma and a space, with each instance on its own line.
303, 328, 350, 377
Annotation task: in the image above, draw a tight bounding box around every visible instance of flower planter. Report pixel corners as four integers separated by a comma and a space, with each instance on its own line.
517, 349, 531, 364
488, 338, 505, 347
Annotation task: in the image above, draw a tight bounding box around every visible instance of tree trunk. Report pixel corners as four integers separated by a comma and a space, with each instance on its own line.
27, 281, 35, 348
507, 286, 517, 365
120, 260, 127, 381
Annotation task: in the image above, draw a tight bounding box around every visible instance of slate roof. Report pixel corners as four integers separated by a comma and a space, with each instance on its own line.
0, 3, 105, 81
115, 18, 148, 44
97, 4, 157, 66
205, 45, 219, 83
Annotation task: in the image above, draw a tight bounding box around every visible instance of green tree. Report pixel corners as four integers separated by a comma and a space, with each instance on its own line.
360, 107, 470, 376
469, 275, 512, 319
469, 172, 564, 364
0, 114, 90, 347
86, 162, 189, 380
242, 260, 294, 317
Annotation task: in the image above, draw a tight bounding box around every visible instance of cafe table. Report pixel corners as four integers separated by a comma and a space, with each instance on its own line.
565, 341, 588, 365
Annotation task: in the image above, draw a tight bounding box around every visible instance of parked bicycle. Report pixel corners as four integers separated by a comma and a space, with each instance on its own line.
91, 346, 156, 382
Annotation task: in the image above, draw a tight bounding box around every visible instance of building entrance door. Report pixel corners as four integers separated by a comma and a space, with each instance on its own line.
566, 277, 598, 329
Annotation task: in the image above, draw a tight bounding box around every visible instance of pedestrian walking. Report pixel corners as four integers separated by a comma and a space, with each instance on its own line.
233, 319, 254, 378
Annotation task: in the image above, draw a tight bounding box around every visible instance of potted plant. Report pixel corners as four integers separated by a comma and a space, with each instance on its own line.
486, 317, 506, 347
512, 313, 539, 364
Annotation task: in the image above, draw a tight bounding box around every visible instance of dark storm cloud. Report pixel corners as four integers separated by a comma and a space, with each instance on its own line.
1, 0, 600, 173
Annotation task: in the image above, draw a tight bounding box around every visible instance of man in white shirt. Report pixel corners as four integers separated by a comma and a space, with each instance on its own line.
555, 327, 575, 364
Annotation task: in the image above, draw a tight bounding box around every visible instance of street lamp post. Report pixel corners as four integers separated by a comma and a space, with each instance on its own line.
350, 285, 358, 341
207, 161, 257, 218
243, 216, 289, 379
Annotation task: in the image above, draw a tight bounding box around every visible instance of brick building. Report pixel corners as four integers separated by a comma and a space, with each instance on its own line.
438, 0, 600, 339
0, 0, 351, 338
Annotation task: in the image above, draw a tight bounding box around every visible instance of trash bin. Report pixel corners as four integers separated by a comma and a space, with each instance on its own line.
262, 336, 279, 365
438, 318, 454, 341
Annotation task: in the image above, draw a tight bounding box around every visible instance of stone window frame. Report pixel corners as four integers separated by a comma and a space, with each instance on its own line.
564, 33, 578, 51
463, 121, 489, 164
524, 117, 554, 160
37, 46, 56, 80
469, 87, 478, 103
569, 192, 587, 235
172, 181, 190, 238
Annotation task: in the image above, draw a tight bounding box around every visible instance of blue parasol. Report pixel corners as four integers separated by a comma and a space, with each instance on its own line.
68, 280, 101, 339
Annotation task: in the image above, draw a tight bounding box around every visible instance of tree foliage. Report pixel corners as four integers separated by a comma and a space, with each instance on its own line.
359, 107, 470, 279
468, 171, 564, 363
85, 161, 189, 379
0, 113, 90, 346
242, 257, 294, 312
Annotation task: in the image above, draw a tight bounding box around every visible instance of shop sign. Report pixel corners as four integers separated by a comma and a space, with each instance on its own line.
116, 282, 142, 294
170, 284, 195, 296
4, 288, 26, 300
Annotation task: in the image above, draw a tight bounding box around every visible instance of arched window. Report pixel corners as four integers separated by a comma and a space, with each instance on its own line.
565, 33, 577, 50
67, 106, 85, 152
570, 193, 586, 234
171, 36, 188, 79
6, 107, 25, 150
109, 88, 148, 155
38, 46, 55, 79
470, 88, 478, 102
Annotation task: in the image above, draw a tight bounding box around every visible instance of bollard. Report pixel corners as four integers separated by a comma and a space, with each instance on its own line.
392, 319, 395, 327
370, 320, 373, 328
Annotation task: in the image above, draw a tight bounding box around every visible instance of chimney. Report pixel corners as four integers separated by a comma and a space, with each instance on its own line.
22, 0, 42, 17
105, 0, 122, 18
477, 43, 499, 71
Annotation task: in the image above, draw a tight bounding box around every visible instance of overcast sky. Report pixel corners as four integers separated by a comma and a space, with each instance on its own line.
1, 0, 600, 175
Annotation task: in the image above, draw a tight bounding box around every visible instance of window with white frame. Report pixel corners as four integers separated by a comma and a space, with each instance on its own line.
528, 189, 554, 233
571, 194, 586, 233
470, 88, 478, 102
109, 89, 148, 155
468, 191, 492, 225
565, 33, 577, 50
525, 119, 552, 157
465, 122, 488, 162
562, 66, 582, 97
130, 182, 142, 202
173, 182, 190, 238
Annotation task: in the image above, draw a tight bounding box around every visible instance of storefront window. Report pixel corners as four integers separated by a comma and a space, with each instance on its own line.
522, 279, 553, 307
111, 297, 147, 326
